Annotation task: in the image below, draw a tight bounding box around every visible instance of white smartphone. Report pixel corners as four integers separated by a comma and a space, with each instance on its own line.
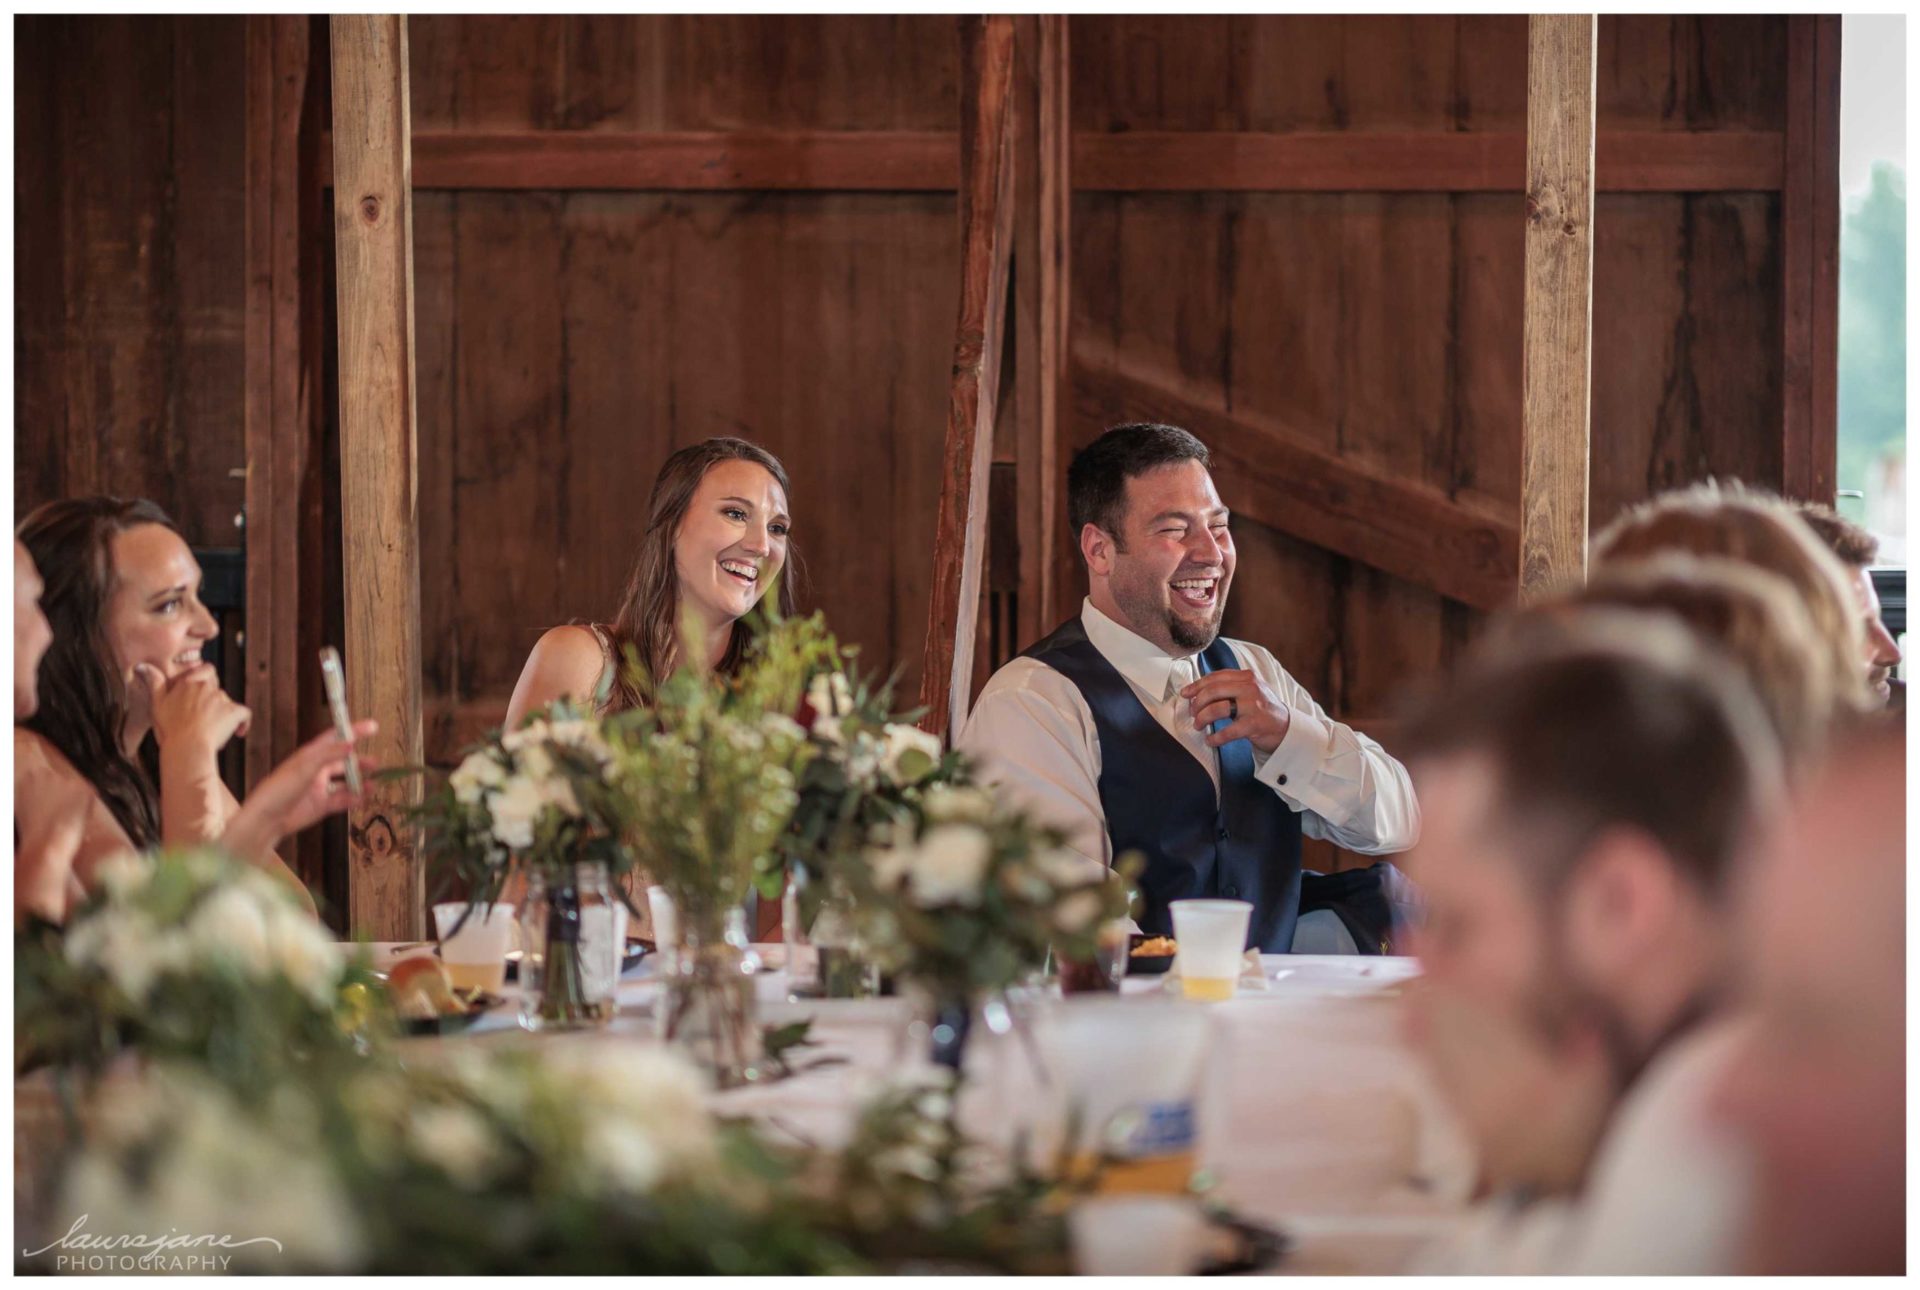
318, 646, 363, 795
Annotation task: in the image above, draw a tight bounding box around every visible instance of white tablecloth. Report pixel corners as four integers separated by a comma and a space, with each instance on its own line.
362, 943, 1479, 1273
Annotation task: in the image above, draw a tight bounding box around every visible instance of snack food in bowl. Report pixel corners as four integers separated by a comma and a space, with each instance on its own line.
1131, 936, 1178, 958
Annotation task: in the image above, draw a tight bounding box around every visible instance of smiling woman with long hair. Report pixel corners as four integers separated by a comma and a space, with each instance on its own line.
15, 497, 323, 916
505, 437, 801, 725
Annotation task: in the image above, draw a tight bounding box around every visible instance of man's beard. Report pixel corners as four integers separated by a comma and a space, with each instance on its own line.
1168, 603, 1224, 651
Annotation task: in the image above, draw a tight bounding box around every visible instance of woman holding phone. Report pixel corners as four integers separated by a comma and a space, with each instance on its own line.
15, 497, 368, 920
505, 437, 799, 724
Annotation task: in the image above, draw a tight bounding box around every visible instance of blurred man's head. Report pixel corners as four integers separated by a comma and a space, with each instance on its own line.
1558, 555, 1836, 769
1068, 424, 1233, 654
1790, 501, 1902, 706
15, 539, 52, 719
1403, 614, 1781, 1089
1713, 725, 1905, 1274
1595, 481, 1869, 713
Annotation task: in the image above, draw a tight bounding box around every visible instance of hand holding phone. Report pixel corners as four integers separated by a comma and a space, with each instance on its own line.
319, 647, 364, 795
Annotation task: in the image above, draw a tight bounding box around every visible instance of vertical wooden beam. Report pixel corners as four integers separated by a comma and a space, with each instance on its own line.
1010, 15, 1070, 653
330, 15, 424, 939
1781, 15, 1842, 503
1519, 14, 1596, 600
919, 15, 1017, 740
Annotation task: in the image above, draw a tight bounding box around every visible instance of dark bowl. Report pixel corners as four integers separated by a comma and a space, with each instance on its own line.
1126, 932, 1177, 976
400, 992, 503, 1036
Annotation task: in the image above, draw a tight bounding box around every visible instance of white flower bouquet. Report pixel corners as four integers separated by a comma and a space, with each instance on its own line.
15, 849, 374, 1088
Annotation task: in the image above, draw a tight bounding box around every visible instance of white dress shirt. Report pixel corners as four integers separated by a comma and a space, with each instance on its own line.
957, 599, 1420, 881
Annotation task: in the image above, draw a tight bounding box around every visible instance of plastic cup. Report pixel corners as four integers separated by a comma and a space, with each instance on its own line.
647, 885, 680, 950
1170, 899, 1252, 1001
432, 901, 514, 994
1069, 1195, 1209, 1275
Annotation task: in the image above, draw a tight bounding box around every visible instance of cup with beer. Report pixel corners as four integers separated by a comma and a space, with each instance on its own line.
432, 901, 515, 994
1169, 899, 1251, 1001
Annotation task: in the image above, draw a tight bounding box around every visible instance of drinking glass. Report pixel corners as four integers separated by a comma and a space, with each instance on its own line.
1169, 899, 1252, 1001
432, 901, 515, 994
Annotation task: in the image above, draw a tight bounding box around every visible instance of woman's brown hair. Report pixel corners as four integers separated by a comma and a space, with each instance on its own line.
602, 438, 801, 713
17, 496, 183, 848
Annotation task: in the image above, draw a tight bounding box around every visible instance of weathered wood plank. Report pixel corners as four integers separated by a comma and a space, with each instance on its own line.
324, 126, 1783, 193
1780, 15, 1841, 502
1075, 129, 1781, 192
1008, 15, 1069, 654
1519, 15, 1596, 600
330, 14, 425, 939
919, 15, 1016, 741
1075, 362, 1519, 611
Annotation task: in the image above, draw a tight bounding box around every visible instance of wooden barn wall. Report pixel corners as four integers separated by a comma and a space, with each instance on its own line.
403, 16, 963, 760
14, 16, 249, 546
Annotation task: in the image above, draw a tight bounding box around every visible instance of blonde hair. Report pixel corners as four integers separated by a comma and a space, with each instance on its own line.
1557, 555, 1836, 770
1593, 481, 1869, 714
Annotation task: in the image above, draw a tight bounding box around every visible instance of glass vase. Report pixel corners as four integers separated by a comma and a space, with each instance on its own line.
656, 911, 763, 1088
518, 863, 625, 1031
898, 983, 1015, 1071
783, 866, 880, 1001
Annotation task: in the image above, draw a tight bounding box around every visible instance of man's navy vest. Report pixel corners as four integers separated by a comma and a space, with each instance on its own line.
1022, 617, 1304, 952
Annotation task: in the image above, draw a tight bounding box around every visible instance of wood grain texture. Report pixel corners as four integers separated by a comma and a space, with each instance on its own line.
1073, 130, 1782, 193
330, 14, 425, 939
1519, 15, 1596, 600
918, 16, 1017, 741
1779, 15, 1842, 502
1074, 362, 1519, 611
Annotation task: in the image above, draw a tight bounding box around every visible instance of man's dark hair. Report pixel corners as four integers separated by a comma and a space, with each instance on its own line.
1400, 612, 1781, 899
1790, 500, 1880, 568
1067, 422, 1211, 546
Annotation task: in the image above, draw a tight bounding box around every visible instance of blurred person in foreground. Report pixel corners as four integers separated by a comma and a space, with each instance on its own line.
1595, 479, 1871, 716
1555, 555, 1838, 773
1400, 613, 1782, 1274
1713, 722, 1905, 1275
1790, 500, 1903, 708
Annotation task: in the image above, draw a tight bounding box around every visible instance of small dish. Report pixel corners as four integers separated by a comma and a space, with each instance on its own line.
1126, 932, 1177, 976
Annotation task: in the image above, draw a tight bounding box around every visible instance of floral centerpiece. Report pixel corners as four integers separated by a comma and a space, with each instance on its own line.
413, 701, 635, 1029
610, 662, 814, 1083
851, 785, 1132, 1067
15, 849, 376, 1090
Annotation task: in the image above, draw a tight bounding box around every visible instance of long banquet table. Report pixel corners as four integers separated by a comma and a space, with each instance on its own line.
364, 944, 1482, 1274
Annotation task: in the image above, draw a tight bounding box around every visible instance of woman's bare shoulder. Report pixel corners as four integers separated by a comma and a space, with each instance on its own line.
508, 624, 612, 724
14, 727, 82, 780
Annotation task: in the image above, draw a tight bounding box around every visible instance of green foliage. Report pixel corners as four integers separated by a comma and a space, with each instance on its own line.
1838, 161, 1907, 498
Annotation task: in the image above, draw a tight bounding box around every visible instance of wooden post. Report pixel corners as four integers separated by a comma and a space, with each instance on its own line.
330, 15, 425, 939
1519, 14, 1596, 600
1011, 15, 1070, 654
1781, 15, 1842, 502
919, 15, 1016, 741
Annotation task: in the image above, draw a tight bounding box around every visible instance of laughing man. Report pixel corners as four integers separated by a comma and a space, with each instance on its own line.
957, 423, 1419, 951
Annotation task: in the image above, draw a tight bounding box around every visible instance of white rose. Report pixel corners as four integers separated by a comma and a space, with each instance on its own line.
907, 824, 993, 908
407, 1104, 503, 1190
449, 750, 505, 805
488, 773, 545, 850
845, 733, 882, 785
1053, 889, 1106, 934
807, 671, 853, 718
515, 743, 555, 784
922, 784, 994, 825
880, 723, 943, 785
67, 909, 189, 1004
501, 719, 548, 752
264, 904, 345, 1009
760, 713, 806, 745
813, 713, 845, 747
94, 851, 155, 900
186, 886, 273, 978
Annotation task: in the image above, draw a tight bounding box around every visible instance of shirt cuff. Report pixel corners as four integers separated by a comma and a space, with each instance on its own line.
1255, 704, 1333, 801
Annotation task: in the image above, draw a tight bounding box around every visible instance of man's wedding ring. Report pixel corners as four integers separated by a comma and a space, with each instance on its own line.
1228, 697, 1239, 723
